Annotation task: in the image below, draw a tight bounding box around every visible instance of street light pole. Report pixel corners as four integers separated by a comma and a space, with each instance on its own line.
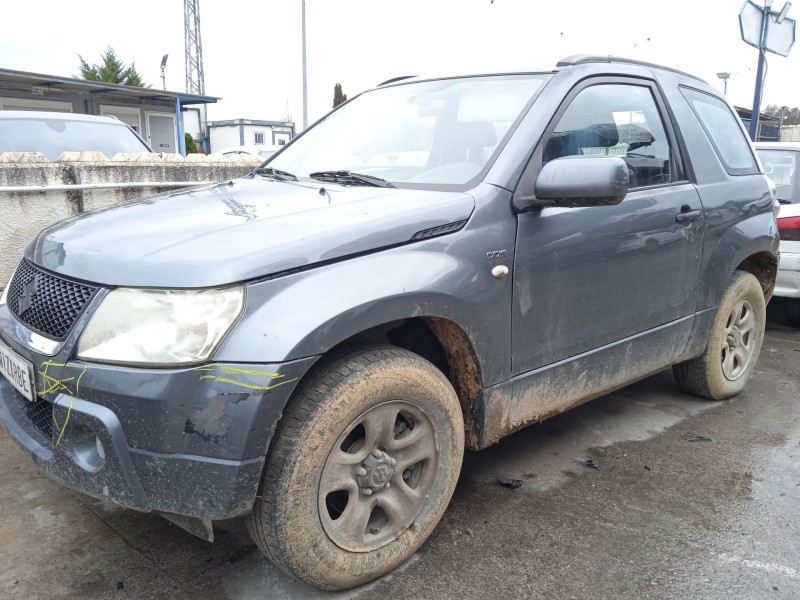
160, 54, 169, 91
716, 72, 730, 95
302, 0, 308, 130
748, 5, 770, 141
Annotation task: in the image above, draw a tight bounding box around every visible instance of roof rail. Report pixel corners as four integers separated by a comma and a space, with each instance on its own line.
556, 55, 704, 82
377, 75, 417, 87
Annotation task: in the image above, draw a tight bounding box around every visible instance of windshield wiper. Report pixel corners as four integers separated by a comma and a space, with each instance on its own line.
253, 166, 298, 181
309, 170, 394, 188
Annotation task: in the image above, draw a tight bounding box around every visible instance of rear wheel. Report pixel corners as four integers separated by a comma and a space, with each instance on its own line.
673, 270, 766, 400
245, 346, 464, 590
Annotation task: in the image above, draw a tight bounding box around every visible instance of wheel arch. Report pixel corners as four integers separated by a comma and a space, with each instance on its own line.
311, 317, 485, 450
697, 211, 779, 310
737, 251, 778, 303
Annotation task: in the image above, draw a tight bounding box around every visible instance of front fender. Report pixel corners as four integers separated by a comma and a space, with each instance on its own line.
697, 210, 779, 310
214, 243, 511, 386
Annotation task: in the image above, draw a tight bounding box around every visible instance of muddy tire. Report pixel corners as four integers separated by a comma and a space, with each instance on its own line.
785, 298, 800, 328
245, 346, 464, 590
673, 270, 766, 400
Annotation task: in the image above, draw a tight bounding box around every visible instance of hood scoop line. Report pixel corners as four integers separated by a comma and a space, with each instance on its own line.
411, 220, 468, 240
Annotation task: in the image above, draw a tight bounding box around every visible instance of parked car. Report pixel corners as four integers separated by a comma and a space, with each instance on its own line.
0, 56, 779, 590
755, 142, 800, 327
208, 144, 282, 160
0, 110, 153, 160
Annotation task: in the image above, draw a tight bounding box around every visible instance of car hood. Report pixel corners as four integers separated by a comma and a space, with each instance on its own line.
27, 178, 475, 287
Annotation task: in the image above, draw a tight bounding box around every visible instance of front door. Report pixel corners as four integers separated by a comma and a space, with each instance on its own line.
147, 113, 176, 153
512, 79, 704, 375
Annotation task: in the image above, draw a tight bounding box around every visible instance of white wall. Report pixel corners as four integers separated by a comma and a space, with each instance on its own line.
209, 127, 241, 152
183, 108, 202, 140
781, 125, 800, 142
246, 126, 270, 146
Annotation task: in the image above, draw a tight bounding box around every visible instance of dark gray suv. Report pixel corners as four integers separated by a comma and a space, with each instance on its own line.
0, 56, 779, 589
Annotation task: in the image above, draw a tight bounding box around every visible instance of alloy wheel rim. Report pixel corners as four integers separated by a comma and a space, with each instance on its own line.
721, 297, 756, 381
318, 400, 438, 552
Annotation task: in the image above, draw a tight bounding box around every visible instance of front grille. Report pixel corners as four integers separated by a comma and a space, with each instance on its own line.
11, 389, 53, 441
6, 259, 98, 341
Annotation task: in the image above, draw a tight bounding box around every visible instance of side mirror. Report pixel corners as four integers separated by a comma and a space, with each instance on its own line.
524, 156, 629, 209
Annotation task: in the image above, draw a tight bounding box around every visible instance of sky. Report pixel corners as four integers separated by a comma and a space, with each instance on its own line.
1, 0, 799, 129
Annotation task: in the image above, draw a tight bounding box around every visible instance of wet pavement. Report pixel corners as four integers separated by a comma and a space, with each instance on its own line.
1, 302, 798, 600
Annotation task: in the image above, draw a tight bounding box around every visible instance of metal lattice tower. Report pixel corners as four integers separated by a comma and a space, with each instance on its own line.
184, 0, 205, 96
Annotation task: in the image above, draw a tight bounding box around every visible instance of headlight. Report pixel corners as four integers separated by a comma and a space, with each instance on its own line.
77, 287, 244, 366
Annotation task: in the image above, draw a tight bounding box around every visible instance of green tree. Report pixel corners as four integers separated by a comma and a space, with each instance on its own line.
764, 104, 800, 125
184, 133, 199, 154
333, 83, 348, 108
77, 46, 146, 87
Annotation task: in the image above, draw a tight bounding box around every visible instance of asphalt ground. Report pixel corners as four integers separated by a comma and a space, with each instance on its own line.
1, 301, 798, 600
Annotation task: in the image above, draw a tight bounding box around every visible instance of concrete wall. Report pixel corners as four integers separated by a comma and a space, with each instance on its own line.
0, 151, 261, 289
781, 125, 800, 142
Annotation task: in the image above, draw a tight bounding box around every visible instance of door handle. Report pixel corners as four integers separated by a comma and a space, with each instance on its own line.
675, 208, 702, 223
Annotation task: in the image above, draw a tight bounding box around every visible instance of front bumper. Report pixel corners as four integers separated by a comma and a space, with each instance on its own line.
774, 250, 800, 298
0, 330, 316, 519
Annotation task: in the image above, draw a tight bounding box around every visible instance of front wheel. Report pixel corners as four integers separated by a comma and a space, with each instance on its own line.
245, 346, 464, 590
673, 270, 766, 400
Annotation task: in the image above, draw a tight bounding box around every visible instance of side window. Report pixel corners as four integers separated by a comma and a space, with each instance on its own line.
543, 84, 673, 188
680, 87, 757, 175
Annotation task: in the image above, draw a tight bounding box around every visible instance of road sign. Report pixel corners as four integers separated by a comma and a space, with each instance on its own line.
740, 0, 796, 57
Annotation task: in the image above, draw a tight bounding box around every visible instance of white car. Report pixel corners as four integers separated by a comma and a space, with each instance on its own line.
756, 142, 800, 327
0, 110, 153, 160
208, 144, 283, 160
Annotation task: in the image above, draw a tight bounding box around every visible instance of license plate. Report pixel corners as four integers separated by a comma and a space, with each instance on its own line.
0, 341, 36, 402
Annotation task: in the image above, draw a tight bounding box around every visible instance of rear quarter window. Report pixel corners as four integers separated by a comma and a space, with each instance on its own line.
680, 87, 758, 176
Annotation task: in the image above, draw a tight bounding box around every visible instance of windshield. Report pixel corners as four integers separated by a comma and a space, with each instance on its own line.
757, 149, 798, 203
269, 75, 547, 187
0, 117, 152, 160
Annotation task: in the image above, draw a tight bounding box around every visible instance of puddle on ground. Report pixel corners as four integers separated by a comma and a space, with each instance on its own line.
462, 371, 722, 494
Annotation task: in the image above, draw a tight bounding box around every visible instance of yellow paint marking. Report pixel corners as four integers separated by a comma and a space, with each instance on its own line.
53, 399, 74, 447
37, 361, 88, 399
198, 374, 298, 391
198, 364, 298, 391
198, 364, 284, 378
75, 367, 87, 395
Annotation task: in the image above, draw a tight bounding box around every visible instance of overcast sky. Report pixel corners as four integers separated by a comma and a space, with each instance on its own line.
1, 0, 799, 129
